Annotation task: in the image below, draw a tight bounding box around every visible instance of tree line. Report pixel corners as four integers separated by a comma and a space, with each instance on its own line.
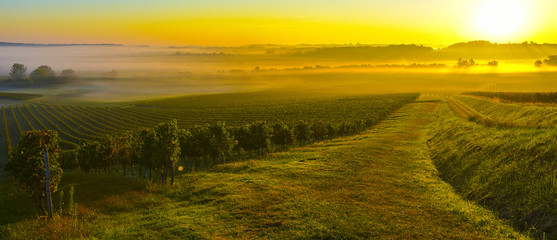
7, 63, 77, 83
57, 117, 382, 178
3, 115, 390, 212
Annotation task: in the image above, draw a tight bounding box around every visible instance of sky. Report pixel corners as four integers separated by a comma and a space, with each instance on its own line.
0, 0, 555, 46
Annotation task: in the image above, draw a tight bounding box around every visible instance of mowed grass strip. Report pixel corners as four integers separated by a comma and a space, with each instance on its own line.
455, 95, 557, 128
0, 101, 525, 239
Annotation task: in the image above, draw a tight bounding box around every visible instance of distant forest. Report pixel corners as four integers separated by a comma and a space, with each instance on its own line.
293, 41, 557, 60
3, 40, 557, 62
0, 42, 123, 47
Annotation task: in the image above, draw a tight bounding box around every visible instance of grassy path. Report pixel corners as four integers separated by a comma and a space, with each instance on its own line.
1, 100, 526, 239
446, 97, 478, 119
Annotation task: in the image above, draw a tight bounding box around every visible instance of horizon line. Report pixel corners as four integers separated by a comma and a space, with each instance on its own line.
2, 40, 557, 48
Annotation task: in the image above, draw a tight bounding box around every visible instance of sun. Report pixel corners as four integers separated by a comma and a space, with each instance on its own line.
472, 0, 531, 40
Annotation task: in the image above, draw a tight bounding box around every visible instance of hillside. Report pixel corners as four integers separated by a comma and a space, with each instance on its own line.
0, 99, 525, 239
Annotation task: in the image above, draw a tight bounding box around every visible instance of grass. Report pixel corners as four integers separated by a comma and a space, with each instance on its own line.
454, 95, 557, 128
428, 102, 557, 238
0, 93, 42, 101
0, 100, 526, 239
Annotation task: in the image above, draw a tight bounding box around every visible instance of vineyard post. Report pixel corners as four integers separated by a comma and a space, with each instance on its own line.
44, 145, 53, 219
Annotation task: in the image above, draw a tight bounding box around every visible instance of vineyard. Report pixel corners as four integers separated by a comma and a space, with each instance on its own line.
0, 92, 419, 168
4, 90, 556, 238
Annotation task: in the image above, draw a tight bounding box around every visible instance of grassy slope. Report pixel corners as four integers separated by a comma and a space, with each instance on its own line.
1, 100, 525, 239
428, 101, 557, 238
455, 95, 557, 127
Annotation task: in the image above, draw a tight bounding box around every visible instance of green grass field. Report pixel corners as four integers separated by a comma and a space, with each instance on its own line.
454, 95, 557, 127
0, 100, 528, 239
431, 96, 557, 238
1, 90, 557, 239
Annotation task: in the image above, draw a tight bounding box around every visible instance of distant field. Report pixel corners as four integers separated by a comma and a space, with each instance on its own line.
0, 93, 41, 101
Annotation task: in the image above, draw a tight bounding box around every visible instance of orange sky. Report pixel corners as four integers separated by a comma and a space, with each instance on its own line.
1, 0, 555, 46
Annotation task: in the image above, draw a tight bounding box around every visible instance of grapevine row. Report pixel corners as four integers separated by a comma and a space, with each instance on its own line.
9, 106, 24, 136
23, 104, 77, 149
30, 104, 85, 143
3, 93, 419, 152
67, 105, 124, 133
36, 104, 98, 140
54, 105, 112, 134
44, 104, 100, 136
17, 105, 36, 131
82, 106, 144, 130
2, 107, 11, 149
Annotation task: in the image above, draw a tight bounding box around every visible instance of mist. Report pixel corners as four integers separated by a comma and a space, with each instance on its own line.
1, 42, 557, 103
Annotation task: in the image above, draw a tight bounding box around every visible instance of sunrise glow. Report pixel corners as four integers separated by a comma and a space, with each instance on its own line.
0, 0, 554, 45
472, 0, 531, 40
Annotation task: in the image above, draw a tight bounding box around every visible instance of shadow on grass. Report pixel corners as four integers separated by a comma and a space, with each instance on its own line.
0, 180, 36, 225
0, 171, 151, 226
59, 172, 147, 207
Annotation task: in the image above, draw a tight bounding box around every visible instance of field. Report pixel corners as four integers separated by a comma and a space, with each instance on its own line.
2, 70, 557, 240
1, 89, 556, 239
7, 0, 557, 237
1, 45, 557, 239
432, 94, 557, 237
0, 91, 417, 158
1, 98, 531, 239
2, 86, 557, 239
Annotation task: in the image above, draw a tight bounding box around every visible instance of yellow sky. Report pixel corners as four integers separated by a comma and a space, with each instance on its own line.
0, 0, 555, 45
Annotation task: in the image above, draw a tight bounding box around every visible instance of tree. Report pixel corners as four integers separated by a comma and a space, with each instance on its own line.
102, 70, 118, 80
487, 61, 498, 66
78, 141, 101, 172
457, 58, 476, 67
325, 123, 337, 139
99, 137, 114, 172
9, 63, 27, 81
178, 129, 197, 170
535, 60, 543, 67
312, 120, 327, 141
208, 122, 236, 164
58, 149, 78, 171
30, 65, 56, 82
232, 125, 251, 156
4, 130, 63, 215
60, 69, 78, 81
469, 59, 476, 66
248, 122, 270, 155
186, 125, 210, 168
543, 55, 557, 66
114, 133, 132, 174
133, 128, 158, 179
155, 120, 180, 185
271, 123, 295, 151
294, 121, 311, 145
